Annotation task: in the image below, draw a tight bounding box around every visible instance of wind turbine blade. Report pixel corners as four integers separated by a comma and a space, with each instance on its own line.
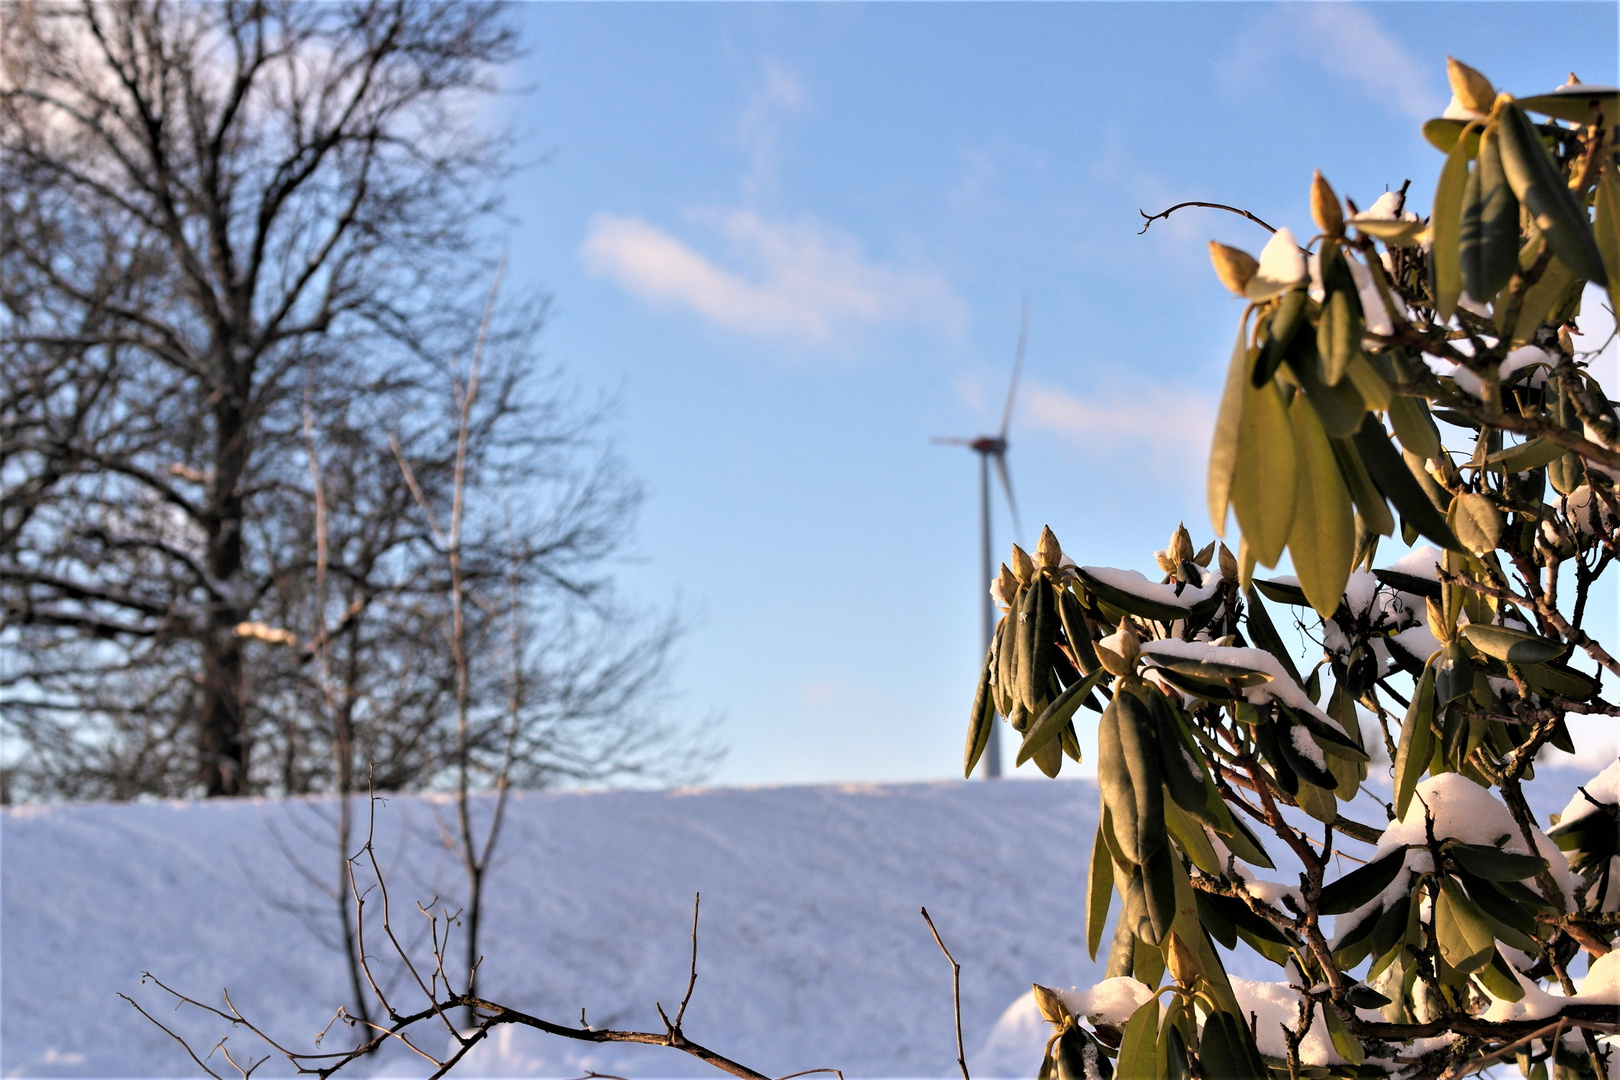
992, 449, 1022, 543
930, 436, 974, 446
998, 298, 1028, 440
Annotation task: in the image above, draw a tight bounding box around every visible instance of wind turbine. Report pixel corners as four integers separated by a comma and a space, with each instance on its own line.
933, 302, 1027, 780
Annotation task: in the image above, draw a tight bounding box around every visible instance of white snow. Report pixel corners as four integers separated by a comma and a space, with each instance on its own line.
1577, 950, 1620, 1005
1056, 976, 1155, 1026
1383, 546, 1443, 581
1361, 774, 1581, 915
1286, 720, 1327, 770
1480, 945, 1620, 1021
1345, 253, 1405, 336
1137, 639, 1346, 735
1556, 759, 1620, 826
1560, 485, 1620, 536
4, 781, 1127, 1079
1228, 976, 1339, 1065
1442, 346, 1561, 398
1080, 566, 1222, 613
1230, 862, 1304, 912
1245, 229, 1308, 301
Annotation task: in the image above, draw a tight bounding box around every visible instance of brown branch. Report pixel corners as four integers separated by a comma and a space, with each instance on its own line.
674, 893, 701, 1031
1138, 201, 1280, 236
920, 907, 970, 1080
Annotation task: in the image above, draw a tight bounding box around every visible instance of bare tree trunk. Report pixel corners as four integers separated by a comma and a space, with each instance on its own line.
200, 387, 252, 795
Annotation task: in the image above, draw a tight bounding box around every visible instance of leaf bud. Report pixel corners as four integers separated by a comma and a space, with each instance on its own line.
1425, 597, 1455, 645
1170, 523, 1195, 565
1037, 525, 1063, 570
1010, 544, 1035, 585
1103, 621, 1141, 671
1155, 551, 1177, 576
1217, 542, 1238, 580
997, 564, 1018, 610
1310, 170, 1344, 237
1031, 984, 1070, 1025
1093, 643, 1129, 678
1166, 932, 1199, 987
1208, 241, 1259, 296
1446, 57, 1497, 116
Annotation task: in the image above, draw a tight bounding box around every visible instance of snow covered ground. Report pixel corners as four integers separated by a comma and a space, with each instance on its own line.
5, 769, 1604, 1078
5, 780, 1118, 1079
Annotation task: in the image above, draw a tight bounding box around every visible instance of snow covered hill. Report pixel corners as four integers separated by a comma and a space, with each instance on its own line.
4, 780, 1115, 1079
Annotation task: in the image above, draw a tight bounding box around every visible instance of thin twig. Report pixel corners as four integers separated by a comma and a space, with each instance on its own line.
1138, 201, 1279, 236
118, 994, 227, 1079
675, 892, 701, 1030
920, 907, 970, 1080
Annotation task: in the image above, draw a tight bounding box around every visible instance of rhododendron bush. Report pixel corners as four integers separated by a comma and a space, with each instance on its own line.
963, 59, 1620, 1080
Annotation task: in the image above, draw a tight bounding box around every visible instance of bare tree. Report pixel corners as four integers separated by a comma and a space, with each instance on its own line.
127, 790, 846, 1080
0, 1, 707, 803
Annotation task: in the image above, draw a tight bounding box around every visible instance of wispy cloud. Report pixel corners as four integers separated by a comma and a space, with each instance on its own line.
582, 210, 962, 342
1019, 378, 1214, 469
738, 59, 808, 200
1221, 4, 1438, 121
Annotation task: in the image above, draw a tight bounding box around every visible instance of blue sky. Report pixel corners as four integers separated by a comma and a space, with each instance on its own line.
495, 2, 1619, 786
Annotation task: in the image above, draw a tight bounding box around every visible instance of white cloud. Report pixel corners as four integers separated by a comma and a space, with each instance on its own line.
582, 210, 962, 342
739, 59, 808, 199
1223, 4, 1438, 121
1019, 378, 1214, 469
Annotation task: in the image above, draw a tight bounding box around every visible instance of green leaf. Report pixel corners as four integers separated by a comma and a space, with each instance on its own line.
1596, 165, 1620, 319
1232, 377, 1298, 568
1322, 1004, 1365, 1067
1436, 876, 1498, 973
1287, 396, 1356, 618
1019, 667, 1106, 767
1447, 842, 1549, 882
1394, 658, 1437, 819
1484, 436, 1568, 475
1255, 288, 1307, 388
964, 653, 996, 778
1436, 640, 1474, 706
1459, 128, 1520, 303
1197, 1011, 1268, 1079
1317, 245, 1364, 386
1219, 810, 1275, 870
1454, 871, 1538, 952
1517, 87, 1620, 127
1209, 323, 1252, 538
1331, 436, 1394, 538
1164, 798, 1220, 876
1320, 846, 1409, 914
1289, 340, 1367, 438
1098, 698, 1140, 865
1496, 103, 1608, 287
1388, 395, 1442, 461
1451, 492, 1503, 554
1431, 125, 1475, 320
1194, 891, 1238, 949
1423, 118, 1482, 156
1459, 623, 1567, 665
1505, 254, 1579, 347
1352, 415, 1462, 551
1156, 1018, 1190, 1080
1074, 567, 1191, 624
1343, 982, 1391, 1009
1475, 948, 1526, 1003
1087, 818, 1115, 960
1115, 997, 1160, 1080
1519, 659, 1598, 700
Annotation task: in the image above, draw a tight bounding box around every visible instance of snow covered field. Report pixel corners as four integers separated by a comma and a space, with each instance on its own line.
5, 780, 1119, 1079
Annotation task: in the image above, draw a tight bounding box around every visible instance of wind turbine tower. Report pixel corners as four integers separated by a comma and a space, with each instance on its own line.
934, 302, 1027, 779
